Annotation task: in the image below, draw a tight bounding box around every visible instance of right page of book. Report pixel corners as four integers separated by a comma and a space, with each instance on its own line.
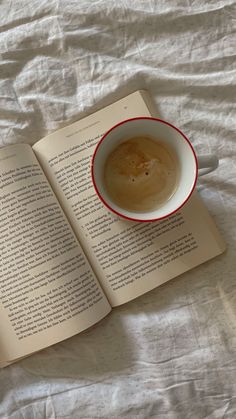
33, 91, 226, 307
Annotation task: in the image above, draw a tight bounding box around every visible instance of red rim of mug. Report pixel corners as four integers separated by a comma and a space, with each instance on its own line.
91, 117, 198, 222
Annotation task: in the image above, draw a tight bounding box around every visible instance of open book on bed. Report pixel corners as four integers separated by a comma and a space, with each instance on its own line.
0, 90, 225, 367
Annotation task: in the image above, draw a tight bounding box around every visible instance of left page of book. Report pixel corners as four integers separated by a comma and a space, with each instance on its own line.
0, 144, 111, 364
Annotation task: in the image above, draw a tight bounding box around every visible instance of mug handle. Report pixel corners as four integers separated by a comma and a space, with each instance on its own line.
197, 154, 219, 176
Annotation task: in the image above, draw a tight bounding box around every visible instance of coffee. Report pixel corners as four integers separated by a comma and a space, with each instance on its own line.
104, 136, 180, 212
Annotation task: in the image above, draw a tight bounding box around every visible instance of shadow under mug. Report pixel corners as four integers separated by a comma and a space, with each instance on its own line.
91, 117, 219, 222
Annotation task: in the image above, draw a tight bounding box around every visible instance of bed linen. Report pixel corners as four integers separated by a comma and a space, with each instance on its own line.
0, 1, 235, 418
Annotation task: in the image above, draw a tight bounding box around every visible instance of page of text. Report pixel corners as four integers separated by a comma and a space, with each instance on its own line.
33, 92, 225, 306
0, 144, 110, 363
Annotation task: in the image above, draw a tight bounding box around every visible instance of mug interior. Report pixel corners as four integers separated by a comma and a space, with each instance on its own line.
92, 118, 197, 221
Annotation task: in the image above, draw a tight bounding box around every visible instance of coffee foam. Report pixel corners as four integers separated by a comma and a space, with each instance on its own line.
104, 136, 179, 212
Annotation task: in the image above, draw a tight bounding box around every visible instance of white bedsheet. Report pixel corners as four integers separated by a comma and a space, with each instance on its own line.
0, 1, 235, 418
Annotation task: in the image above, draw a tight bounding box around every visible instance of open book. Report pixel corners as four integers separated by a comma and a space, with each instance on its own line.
0, 91, 225, 367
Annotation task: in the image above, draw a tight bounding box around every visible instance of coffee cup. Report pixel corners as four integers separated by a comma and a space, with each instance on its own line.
91, 117, 218, 222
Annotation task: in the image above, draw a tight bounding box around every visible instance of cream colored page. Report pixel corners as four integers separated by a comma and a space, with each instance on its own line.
0, 144, 110, 363
32, 91, 225, 307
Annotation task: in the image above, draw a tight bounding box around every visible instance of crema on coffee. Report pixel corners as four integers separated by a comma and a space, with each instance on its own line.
104, 136, 180, 212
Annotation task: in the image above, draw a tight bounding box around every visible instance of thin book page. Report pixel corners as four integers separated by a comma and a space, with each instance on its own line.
32, 91, 225, 307
0, 144, 110, 363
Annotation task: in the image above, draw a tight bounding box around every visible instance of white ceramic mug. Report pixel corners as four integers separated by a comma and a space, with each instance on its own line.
91, 117, 218, 222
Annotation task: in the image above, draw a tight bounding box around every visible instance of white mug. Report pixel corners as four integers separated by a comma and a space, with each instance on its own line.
91, 117, 218, 222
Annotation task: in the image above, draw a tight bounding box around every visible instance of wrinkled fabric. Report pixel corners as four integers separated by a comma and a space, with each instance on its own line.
0, 1, 236, 418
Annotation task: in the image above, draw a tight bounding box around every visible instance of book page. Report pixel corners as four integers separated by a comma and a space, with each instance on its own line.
33, 91, 225, 307
0, 144, 110, 363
